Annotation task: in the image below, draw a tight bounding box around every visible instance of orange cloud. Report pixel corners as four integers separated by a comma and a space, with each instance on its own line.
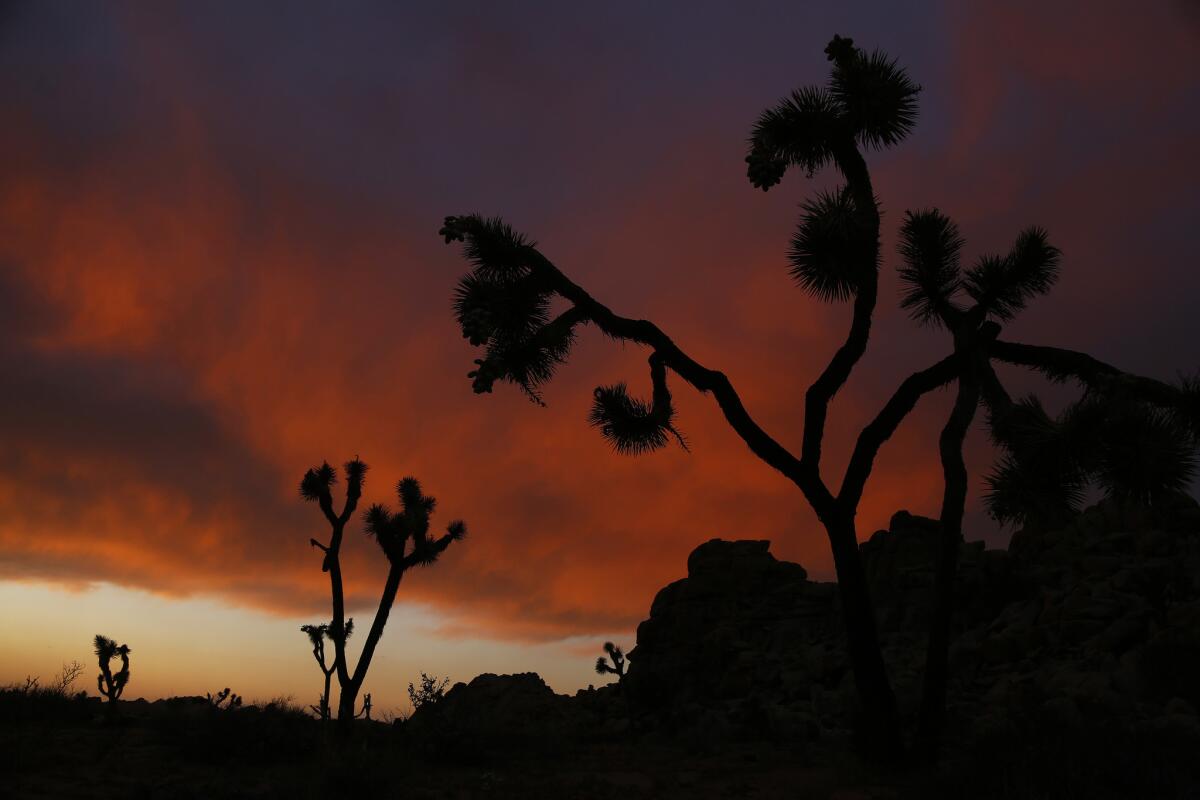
0, 2, 1196, 650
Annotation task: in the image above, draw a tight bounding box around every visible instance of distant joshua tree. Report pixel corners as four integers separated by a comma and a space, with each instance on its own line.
301, 621, 348, 721
207, 687, 243, 709
356, 692, 373, 721
441, 34, 1198, 759
302, 459, 467, 729
93, 635, 130, 703
594, 642, 627, 683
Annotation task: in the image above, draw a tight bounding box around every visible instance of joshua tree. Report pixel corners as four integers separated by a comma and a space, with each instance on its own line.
301, 621, 348, 721
355, 692, 373, 721
302, 459, 467, 729
594, 642, 627, 683
207, 687, 243, 709
895, 212, 1199, 757
93, 635, 130, 704
441, 35, 1198, 757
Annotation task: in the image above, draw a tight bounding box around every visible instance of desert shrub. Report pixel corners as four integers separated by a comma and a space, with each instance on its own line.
408, 672, 450, 711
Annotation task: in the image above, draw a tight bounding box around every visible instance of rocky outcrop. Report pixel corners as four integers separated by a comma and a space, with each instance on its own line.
624, 496, 1200, 743
625, 539, 839, 740
403, 672, 623, 757
404, 497, 1200, 752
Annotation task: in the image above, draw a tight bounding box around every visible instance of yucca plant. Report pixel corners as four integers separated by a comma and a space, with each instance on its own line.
302, 458, 467, 730
93, 634, 130, 704
441, 35, 1196, 759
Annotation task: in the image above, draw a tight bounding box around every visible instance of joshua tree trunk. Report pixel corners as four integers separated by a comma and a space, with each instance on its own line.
915, 322, 986, 759
826, 515, 901, 758
337, 565, 403, 728
320, 669, 332, 720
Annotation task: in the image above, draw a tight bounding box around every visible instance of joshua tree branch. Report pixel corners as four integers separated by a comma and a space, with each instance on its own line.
838, 323, 997, 511
524, 249, 838, 514
990, 339, 1183, 406
347, 566, 404, 692
837, 351, 964, 511
803, 142, 881, 478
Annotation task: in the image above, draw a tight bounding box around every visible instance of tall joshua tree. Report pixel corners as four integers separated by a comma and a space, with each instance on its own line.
302, 459, 467, 728
895, 212, 1199, 757
441, 34, 1199, 757
94, 634, 130, 703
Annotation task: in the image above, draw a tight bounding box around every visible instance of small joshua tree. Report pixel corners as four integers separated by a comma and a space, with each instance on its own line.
594, 642, 626, 683
302, 458, 467, 729
301, 621, 349, 721
207, 687, 243, 709
94, 635, 130, 703
356, 692, 373, 721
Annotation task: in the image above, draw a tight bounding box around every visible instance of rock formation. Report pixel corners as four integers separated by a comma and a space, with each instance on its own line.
406, 497, 1200, 751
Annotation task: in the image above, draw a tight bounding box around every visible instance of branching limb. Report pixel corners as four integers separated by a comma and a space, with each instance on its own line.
837, 351, 965, 511
991, 339, 1184, 406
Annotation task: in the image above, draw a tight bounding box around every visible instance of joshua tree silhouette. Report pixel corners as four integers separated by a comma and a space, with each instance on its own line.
301, 621, 346, 721
93, 634, 130, 704
594, 642, 627, 683
442, 34, 1199, 758
207, 687, 243, 709
355, 692, 373, 721
302, 459, 467, 730
896, 211, 1199, 756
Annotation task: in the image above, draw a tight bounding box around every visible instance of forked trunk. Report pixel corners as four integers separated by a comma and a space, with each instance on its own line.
336, 565, 405, 731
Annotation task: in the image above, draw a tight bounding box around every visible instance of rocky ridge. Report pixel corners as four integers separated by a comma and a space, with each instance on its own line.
409, 497, 1200, 749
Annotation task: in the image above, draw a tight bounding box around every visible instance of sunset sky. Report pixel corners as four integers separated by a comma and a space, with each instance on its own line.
2, 2, 1198, 714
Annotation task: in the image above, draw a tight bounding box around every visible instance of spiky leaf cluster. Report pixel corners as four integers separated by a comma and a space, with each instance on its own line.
446, 214, 580, 402
363, 477, 466, 569
829, 44, 921, 150
299, 462, 336, 502
986, 393, 1196, 527
897, 209, 964, 326
344, 458, 368, 502
589, 383, 683, 455
301, 623, 329, 649
745, 35, 920, 190
746, 87, 841, 190
984, 397, 1089, 528
788, 186, 875, 302
1094, 401, 1196, 505
94, 634, 118, 661
964, 227, 1061, 321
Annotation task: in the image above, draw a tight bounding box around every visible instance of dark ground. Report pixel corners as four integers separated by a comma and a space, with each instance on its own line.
3, 687, 1198, 800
